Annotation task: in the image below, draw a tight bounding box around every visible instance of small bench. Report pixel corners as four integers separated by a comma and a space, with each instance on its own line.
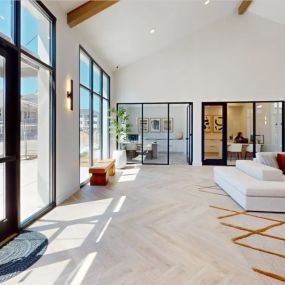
89, 159, 115, 186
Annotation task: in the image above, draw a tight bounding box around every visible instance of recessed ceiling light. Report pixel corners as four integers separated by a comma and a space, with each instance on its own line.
149, 28, 156, 35
204, 0, 210, 5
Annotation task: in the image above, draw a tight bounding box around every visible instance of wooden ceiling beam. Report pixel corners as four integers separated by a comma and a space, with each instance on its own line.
238, 0, 253, 15
67, 0, 119, 28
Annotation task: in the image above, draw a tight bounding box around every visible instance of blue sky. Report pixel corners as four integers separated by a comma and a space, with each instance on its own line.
0, 1, 40, 96
80, 58, 101, 112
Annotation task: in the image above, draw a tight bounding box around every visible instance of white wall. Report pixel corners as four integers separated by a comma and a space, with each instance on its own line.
43, 1, 111, 204
113, 13, 285, 165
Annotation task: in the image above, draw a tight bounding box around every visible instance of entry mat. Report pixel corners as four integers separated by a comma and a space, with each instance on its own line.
0, 231, 48, 283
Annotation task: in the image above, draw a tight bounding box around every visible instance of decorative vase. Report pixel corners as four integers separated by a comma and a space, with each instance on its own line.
112, 150, 127, 169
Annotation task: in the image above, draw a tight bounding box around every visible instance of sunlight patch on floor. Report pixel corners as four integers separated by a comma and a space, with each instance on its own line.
96, 217, 112, 243
118, 167, 140, 183
70, 252, 97, 285
113, 196, 126, 213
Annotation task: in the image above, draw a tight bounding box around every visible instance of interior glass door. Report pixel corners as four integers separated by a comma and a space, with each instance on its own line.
186, 104, 193, 165
255, 102, 283, 154
142, 104, 168, 165
202, 103, 227, 165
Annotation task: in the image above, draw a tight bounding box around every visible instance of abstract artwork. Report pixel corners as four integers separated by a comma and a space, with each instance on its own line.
138, 118, 149, 133
213, 115, 223, 133
204, 115, 212, 133
150, 118, 161, 133
162, 118, 173, 133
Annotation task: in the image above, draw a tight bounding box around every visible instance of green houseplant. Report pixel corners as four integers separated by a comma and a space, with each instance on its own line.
109, 107, 132, 168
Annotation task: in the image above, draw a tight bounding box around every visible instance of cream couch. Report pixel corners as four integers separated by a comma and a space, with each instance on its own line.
214, 153, 285, 212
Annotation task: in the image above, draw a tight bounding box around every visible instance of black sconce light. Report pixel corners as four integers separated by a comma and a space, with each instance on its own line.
67, 79, 73, 111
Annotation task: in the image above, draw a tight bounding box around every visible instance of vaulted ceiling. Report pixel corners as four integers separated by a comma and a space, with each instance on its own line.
58, 0, 285, 71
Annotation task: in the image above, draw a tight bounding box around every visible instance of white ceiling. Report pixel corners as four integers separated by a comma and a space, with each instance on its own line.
58, 0, 241, 70
249, 0, 285, 25
58, 0, 284, 71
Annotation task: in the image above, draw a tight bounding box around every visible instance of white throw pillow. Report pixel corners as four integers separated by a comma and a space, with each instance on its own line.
255, 152, 279, 169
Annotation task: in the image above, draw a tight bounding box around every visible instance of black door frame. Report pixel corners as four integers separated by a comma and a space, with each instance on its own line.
202, 102, 227, 165
0, 45, 20, 241
202, 101, 285, 166
117, 102, 193, 165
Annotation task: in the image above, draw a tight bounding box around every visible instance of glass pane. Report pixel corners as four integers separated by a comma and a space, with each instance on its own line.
118, 104, 142, 164
103, 73, 109, 99
143, 104, 168, 164
93, 95, 101, 163
0, 0, 13, 41
21, 1, 51, 65
80, 87, 90, 183
93, 63, 101, 94
102, 100, 109, 159
204, 105, 223, 160
0, 56, 5, 221
169, 104, 189, 165
227, 103, 253, 165
0, 56, 4, 157
80, 51, 91, 89
20, 56, 51, 222
256, 102, 283, 153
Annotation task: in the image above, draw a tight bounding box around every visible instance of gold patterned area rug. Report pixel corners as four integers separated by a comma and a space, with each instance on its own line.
210, 204, 285, 283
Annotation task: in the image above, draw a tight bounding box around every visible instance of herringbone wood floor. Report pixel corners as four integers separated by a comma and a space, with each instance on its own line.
5, 165, 285, 284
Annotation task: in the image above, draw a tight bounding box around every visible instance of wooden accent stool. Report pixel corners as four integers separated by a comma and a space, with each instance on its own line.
89, 159, 115, 186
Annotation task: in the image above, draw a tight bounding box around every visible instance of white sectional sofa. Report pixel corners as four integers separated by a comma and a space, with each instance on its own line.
214, 153, 285, 212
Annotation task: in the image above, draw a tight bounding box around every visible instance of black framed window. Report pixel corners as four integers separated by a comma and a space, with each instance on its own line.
0, 0, 56, 242
0, 0, 14, 42
79, 47, 110, 185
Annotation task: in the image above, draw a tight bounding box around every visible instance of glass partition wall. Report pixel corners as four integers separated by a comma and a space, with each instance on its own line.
227, 103, 253, 165
117, 103, 193, 165
80, 47, 110, 184
202, 101, 284, 166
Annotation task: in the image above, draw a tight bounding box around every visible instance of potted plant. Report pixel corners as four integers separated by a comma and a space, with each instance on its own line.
109, 107, 131, 168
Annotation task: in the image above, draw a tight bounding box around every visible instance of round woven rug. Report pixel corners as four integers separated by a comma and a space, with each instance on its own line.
0, 230, 48, 283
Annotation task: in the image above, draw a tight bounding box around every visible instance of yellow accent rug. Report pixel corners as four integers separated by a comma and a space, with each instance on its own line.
210, 204, 285, 283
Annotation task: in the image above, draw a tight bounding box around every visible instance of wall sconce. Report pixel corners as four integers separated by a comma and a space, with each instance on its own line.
67, 79, 73, 111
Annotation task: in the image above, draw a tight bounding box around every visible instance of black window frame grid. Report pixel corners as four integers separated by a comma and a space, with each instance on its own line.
79, 46, 110, 186
0, 0, 56, 241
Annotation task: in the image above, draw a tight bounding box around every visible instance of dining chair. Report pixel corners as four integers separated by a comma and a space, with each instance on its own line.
227, 143, 243, 161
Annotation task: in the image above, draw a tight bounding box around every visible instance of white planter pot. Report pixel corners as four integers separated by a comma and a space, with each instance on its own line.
112, 150, 127, 169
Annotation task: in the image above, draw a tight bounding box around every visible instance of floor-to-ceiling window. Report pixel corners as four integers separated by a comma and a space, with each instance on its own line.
20, 1, 55, 223
80, 47, 110, 184
0, 0, 55, 241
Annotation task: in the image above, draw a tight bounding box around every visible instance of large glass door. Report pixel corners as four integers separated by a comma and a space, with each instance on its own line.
0, 49, 18, 241
202, 103, 227, 165
255, 102, 283, 153
142, 104, 168, 165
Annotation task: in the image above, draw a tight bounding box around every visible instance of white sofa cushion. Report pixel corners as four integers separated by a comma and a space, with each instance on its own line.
236, 160, 283, 182
255, 152, 280, 169
214, 167, 285, 197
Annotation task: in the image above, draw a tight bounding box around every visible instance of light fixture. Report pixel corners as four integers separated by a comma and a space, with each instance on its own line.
204, 0, 210, 5
149, 28, 156, 34
67, 79, 73, 111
